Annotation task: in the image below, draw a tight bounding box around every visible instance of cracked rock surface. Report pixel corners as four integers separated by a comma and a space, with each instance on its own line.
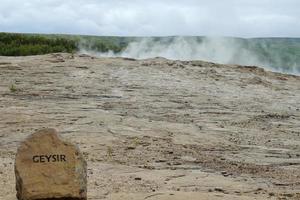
0, 53, 300, 199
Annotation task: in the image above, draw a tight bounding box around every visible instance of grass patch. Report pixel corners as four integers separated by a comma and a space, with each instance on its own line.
9, 83, 18, 92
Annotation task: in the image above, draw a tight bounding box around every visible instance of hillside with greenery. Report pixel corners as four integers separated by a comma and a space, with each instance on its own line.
0, 33, 76, 56
0, 32, 126, 56
237, 37, 300, 72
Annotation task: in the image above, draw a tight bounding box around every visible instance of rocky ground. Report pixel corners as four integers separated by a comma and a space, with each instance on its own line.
0, 53, 300, 200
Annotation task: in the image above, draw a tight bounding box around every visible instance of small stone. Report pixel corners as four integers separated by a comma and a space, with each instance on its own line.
173, 162, 182, 165
269, 192, 275, 196
126, 146, 136, 150
155, 159, 167, 163
15, 128, 87, 200
221, 171, 232, 177
214, 187, 225, 193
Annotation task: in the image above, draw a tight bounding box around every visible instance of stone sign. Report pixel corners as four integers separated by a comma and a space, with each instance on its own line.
15, 128, 87, 200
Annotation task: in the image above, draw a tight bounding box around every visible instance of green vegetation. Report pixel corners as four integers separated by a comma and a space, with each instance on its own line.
9, 83, 18, 92
76, 35, 133, 53
106, 146, 113, 158
0, 32, 127, 56
0, 32, 76, 56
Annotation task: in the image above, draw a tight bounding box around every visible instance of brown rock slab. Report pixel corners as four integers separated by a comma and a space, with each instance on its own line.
15, 128, 87, 200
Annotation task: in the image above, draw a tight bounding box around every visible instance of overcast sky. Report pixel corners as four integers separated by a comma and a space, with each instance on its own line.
0, 0, 299, 37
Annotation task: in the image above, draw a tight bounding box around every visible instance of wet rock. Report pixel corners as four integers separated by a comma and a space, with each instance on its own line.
15, 128, 87, 200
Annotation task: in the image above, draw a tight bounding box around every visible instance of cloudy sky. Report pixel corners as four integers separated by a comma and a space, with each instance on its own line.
0, 0, 299, 37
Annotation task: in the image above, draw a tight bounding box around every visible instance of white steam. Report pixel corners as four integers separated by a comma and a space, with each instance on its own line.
80, 37, 300, 75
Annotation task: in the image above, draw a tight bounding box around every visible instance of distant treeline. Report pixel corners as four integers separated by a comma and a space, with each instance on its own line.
0, 32, 125, 56
0, 33, 76, 56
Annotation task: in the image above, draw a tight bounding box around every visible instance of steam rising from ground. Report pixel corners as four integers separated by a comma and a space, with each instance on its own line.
80, 37, 300, 75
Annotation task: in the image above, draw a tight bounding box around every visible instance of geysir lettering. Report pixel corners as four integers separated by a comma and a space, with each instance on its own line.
32, 154, 66, 163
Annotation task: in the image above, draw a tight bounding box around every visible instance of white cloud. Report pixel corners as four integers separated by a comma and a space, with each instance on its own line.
0, 0, 299, 37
